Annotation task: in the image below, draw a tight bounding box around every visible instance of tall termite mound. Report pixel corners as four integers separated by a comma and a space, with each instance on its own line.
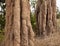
4, 0, 34, 46
35, 0, 57, 36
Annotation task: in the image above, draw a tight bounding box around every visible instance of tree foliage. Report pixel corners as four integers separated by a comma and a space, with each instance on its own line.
30, 13, 36, 30
0, 0, 5, 3
57, 8, 60, 19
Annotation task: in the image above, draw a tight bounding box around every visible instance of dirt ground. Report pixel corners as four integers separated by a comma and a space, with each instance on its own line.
34, 32, 60, 46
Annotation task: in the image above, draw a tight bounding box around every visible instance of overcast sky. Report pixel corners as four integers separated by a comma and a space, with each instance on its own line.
57, 0, 60, 11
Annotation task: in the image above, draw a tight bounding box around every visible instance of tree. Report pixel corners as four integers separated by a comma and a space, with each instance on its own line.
0, 0, 5, 3
57, 8, 60, 19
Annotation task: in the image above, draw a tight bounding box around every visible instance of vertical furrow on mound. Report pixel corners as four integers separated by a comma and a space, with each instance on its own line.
13, 0, 20, 46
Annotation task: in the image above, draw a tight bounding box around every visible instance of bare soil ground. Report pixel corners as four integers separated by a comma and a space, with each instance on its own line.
34, 32, 60, 46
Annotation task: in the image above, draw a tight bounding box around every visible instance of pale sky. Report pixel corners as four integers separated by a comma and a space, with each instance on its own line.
57, 0, 60, 11
0, 6, 1, 11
